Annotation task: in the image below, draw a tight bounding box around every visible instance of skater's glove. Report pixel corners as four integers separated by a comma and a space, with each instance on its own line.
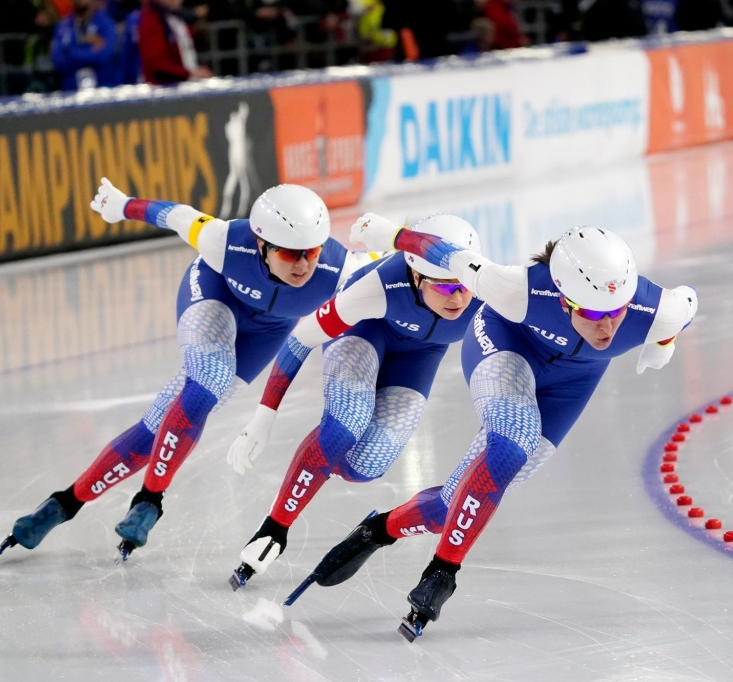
636, 339, 676, 374
90, 177, 131, 223
349, 213, 400, 252
227, 404, 277, 475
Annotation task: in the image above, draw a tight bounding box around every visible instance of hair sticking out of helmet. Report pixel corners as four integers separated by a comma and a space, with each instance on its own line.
407, 214, 482, 279
549, 226, 638, 311
249, 184, 330, 249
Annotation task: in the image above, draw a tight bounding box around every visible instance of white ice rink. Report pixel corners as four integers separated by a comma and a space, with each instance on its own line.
1, 142, 732, 682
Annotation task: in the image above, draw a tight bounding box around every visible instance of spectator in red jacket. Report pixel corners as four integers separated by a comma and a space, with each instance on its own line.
139, 0, 213, 84
479, 0, 529, 50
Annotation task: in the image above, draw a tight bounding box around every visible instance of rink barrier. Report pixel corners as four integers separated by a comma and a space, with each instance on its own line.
1, 29, 733, 262
642, 393, 733, 558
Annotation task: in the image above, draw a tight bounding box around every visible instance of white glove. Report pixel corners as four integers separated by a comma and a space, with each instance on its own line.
227, 404, 277, 475
636, 341, 675, 374
676, 285, 698, 326
349, 212, 400, 252
90, 177, 131, 223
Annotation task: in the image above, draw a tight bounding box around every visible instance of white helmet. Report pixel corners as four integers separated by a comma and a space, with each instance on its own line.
406, 214, 482, 279
249, 184, 330, 249
549, 226, 637, 310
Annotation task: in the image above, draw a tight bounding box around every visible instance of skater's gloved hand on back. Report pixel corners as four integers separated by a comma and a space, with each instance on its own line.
349, 213, 401, 252
90, 177, 131, 223
227, 404, 277, 475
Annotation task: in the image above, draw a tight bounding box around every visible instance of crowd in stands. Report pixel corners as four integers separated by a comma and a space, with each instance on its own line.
1, 0, 731, 97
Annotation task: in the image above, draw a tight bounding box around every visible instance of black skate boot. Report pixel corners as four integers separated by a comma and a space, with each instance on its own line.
229, 516, 288, 591
313, 511, 396, 587
114, 489, 163, 561
398, 557, 459, 642
282, 511, 397, 606
1, 488, 83, 555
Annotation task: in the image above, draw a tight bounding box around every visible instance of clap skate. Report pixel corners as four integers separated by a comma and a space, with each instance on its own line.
283, 510, 395, 606
229, 517, 288, 591
1, 495, 71, 555
398, 566, 457, 642
115, 495, 163, 562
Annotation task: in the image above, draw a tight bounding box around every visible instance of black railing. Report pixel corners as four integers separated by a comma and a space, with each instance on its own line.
198, 15, 361, 75
0, 15, 363, 96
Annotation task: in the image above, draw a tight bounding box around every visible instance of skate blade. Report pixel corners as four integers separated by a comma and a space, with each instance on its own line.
115, 540, 136, 564
0, 535, 17, 556
229, 562, 255, 592
398, 613, 425, 643
282, 575, 316, 606
229, 573, 243, 591
229, 570, 247, 591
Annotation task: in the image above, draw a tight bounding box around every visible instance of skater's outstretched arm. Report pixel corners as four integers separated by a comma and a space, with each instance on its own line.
350, 213, 529, 322
91, 176, 230, 272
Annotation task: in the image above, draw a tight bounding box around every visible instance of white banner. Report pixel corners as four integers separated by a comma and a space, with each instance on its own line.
516, 48, 649, 175
363, 47, 649, 200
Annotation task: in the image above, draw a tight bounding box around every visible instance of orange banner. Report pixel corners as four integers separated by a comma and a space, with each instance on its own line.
648, 141, 733, 256
647, 41, 733, 154
270, 81, 364, 208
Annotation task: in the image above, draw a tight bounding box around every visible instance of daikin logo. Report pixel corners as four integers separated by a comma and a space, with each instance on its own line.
399, 94, 511, 179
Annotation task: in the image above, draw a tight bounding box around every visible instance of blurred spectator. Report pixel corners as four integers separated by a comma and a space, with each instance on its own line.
234, 0, 296, 44
641, 0, 677, 34
478, 0, 529, 49
119, 5, 142, 83
3, 0, 40, 94
5, 0, 40, 65
186, 0, 243, 24
581, 0, 648, 41
139, 0, 214, 83
353, 0, 397, 63
381, 0, 460, 60
105, 0, 143, 21
182, 0, 244, 76
461, 16, 495, 55
676, 0, 727, 30
287, 0, 346, 41
286, 0, 355, 66
181, 0, 215, 25
232, 0, 297, 72
49, 0, 75, 17
50, 0, 120, 90
551, 0, 583, 42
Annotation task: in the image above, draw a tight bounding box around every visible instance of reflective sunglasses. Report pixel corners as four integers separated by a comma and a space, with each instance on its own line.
421, 277, 469, 296
265, 242, 323, 263
562, 297, 628, 321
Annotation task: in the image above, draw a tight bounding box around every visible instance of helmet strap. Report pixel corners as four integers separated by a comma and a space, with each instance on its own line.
258, 239, 292, 286
259, 240, 276, 274
409, 267, 432, 312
